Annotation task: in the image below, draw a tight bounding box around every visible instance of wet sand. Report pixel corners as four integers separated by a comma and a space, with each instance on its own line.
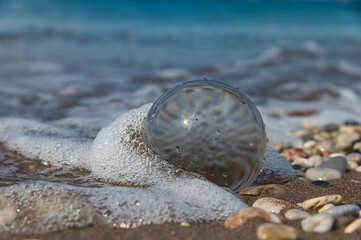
2, 171, 360, 240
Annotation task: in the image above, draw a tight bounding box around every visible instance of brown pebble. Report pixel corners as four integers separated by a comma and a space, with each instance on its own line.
239, 184, 286, 197
335, 216, 356, 229
283, 147, 309, 161
225, 207, 283, 229
257, 223, 298, 240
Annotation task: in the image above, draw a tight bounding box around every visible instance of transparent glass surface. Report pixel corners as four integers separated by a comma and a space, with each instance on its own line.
143, 79, 267, 191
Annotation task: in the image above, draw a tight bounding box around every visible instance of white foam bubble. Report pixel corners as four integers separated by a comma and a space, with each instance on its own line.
0, 104, 297, 233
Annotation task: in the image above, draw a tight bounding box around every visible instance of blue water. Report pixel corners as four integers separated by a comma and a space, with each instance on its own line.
0, 0, 360, 120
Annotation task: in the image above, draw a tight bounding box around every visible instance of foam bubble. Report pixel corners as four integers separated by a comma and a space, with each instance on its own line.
0, 104, 296, 233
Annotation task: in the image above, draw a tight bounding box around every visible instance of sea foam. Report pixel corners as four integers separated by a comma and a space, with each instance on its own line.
0, 104, 294, 233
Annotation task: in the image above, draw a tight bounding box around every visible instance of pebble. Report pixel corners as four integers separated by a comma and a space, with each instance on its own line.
322, 204, 360, 218
294, 129, 310, 138
356, 166, 361, 172
313, 141, 335, 157
239, 184, 286, 197
225, 207, 282, 229
344, 119, 360, 126
303, 140, 317, 150
253, 197, 288, 214
320, 156, 347, 174
301, 213, 335, 233
180, 222, 190, 227
335, 216, 356, 228
257, 223, 298, 240
336, 132, 360, 151
300, 194, 342, 210
339, 125, 358, 133
284, 209, 310, 220
347, 160, 358, 170
293, 158, 313, 168
353, 142, 361, 150
318, 204, 335, 213
291, 164, 307, 172
311, 180, 333, 187
345, 218, 361, 234
305, 167, 342, 181
0, 194, 17, 225
283, 148, 308, 161
328, 152, 345, 158
346, 153, 361, 163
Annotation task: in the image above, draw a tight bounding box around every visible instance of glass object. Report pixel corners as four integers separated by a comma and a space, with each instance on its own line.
142, 79, 266, 191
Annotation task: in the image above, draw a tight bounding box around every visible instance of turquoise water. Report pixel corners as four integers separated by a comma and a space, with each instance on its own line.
0, 0, 360, 119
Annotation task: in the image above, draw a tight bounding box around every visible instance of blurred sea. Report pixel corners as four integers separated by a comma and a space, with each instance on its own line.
0, 0, 360, 125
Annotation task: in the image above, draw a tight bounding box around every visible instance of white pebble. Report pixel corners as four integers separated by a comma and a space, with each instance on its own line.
347, 160, 358, 170
355, 166, 361, 172
305, 168, 342, 181
284, 209, 310, 220
318, 204, 335, 213
345, 218, 361, 234
346, 153, 361, 163
253, 197, 287, 214
300, 194, 342, 210
301, 213, 335, 233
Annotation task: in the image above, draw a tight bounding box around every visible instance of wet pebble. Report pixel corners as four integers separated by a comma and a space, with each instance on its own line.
346, 153, 361, 163
0, 194, 17, 225
283, 148, 308, 161
311, 180, 333, 187
318, 204, 335, 213
253, 197, 288, 214
322, 204, 360, 218
225, 207, 282, 229
320, 156, 347, 174
300, 194, 342, 210
305, 167, 342, 181
257, 223, 298, 240
347, 160, 358, 170
291, 164, 307, 172
301, 213, 335, 233
239, 184, 286, 197
345, 218, 361, 234
284, 209, 310, 220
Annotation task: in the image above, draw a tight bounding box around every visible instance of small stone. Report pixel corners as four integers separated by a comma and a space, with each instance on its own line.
180, 221, 190, 227
339, 125, 358, 133
304, 140, 317, 149
311, 180, 333, 187
335, 216, 356, 228
283, 148, 308, 161
239, 184, 286, 197
355, 166, 361, 172
313, 141, 335, 156
257, 223, 298, 240
346, 153, 361, 163
300, 194, 342, 210
301, 213, 335, 233
329, 152, 345, 158
293, 158, 313, 168
320, 156, 347, 174
345, 218, 361, 233
295, 170, 304, 177
318, 204, 335, 213
225, 207, 282, 229
344, 119, 360, 126
305, 167, 342, 181
294, 129, 310, 138
347, 160, 358, 170
253, 198, 288, 214
284, 209, 310, 220
292, 164, 307, 172
352, 143, 361, 150
322, 204, 360, 218
321, 124, 339, 132
0, 194, 17, 225
336, 132, 360, 151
